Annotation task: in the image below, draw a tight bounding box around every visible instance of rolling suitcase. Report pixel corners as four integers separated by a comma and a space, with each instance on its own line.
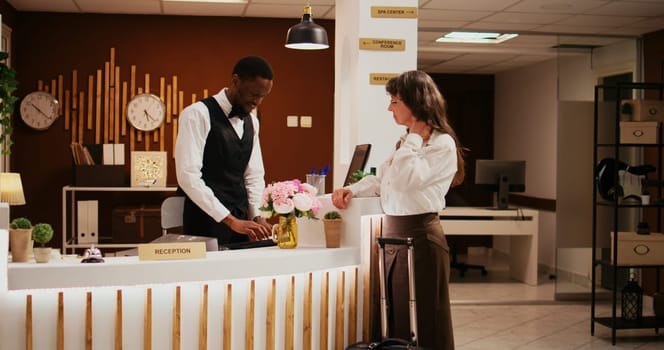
346, 237, 423, 349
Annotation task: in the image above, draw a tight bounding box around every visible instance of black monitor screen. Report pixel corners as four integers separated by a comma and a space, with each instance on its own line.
343, 144, 372, 186
475, 159, 526, 209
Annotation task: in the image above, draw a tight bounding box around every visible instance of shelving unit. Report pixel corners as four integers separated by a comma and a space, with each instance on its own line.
61, 185, 178, 254
591, 82, 664, 345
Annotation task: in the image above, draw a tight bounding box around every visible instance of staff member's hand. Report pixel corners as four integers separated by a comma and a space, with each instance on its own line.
222, 215, 271, 241
332, 188, 353, 209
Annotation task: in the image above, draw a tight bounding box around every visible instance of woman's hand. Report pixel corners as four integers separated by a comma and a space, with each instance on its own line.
409, 120, 432, 143
331, 188, 353, 209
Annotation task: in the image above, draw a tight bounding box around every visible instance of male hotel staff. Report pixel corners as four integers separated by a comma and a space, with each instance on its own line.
175, 56, 273, 244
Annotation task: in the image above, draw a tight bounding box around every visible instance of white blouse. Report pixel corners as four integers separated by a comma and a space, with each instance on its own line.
174, 88, 266, 223
347, 131, 457, 215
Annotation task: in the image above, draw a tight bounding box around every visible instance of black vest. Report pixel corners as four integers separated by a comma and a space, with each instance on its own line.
182, 97, 254, 243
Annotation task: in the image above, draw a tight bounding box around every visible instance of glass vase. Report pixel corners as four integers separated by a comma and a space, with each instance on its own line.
274, 215, 298, 249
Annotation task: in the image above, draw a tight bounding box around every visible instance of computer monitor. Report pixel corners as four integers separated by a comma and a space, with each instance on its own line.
475, 159, 526, 210
343, 144, 372, 186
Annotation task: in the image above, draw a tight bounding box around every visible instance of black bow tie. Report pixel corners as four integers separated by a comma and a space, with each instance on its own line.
229, 105, 249, 120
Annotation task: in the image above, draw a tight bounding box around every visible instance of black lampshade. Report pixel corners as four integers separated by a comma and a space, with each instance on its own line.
285, 5, 329, 50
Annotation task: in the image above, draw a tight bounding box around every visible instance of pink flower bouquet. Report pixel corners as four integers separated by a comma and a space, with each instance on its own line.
259, 179, 321, 219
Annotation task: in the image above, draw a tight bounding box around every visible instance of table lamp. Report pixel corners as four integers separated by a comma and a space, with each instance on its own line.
0, 172, 26, 229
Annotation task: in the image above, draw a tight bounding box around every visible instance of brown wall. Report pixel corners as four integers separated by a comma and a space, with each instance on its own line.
5, 12, 335, 248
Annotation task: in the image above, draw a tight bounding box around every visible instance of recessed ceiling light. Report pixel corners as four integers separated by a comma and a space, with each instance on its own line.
435, 31, 519, 44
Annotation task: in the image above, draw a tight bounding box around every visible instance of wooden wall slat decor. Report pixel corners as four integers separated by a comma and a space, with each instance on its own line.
57, 292, 64, 350
25, 294, 32, 350
95, 69, 102, 143
199, 284, 208, 350
335, 271, 345, 350
320, 272, 329, 349
144, 288, 152, 350
85, 291, 93, 350
266, 279, 276, 350
303, 272, 312, 350
87, 75, 93, 129
173, 286, 181, 350
115, 289, 123, 350
285, 276, 295, 349
348, 267, 358, 344
223, 284, 232, 350
245, 280, 255, 350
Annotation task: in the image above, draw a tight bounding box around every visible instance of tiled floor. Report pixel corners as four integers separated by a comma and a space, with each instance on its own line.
448, 253, 664, 349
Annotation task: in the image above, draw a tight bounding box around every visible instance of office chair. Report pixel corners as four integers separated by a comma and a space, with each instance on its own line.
445, 191, 488, 277
450, 244, 488, 277
161, 196, 185, 236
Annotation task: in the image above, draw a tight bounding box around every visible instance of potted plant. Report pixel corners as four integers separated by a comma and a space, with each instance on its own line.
0, 51, 18, 155
322, 211, 343, 248
347, 170, 371, 185
9, 217, 32, 262
32, 223, 54, 263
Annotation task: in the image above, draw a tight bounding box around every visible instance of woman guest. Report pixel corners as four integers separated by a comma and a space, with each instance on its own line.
332, 70, 464, 350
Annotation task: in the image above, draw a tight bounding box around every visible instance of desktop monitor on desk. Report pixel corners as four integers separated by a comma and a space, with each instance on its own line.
475, 159, 526, 210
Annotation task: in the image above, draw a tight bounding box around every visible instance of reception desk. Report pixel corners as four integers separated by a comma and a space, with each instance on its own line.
1, 201, 537, 349
0, 197, 383, 350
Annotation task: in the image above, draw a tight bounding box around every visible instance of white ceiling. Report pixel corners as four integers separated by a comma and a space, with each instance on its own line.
6, 0, 664, 74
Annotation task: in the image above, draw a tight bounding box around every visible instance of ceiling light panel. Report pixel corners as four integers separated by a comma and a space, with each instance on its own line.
436, 32, 518, 44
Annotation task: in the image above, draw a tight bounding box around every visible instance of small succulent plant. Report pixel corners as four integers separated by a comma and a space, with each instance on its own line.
10, 217, 32, 229
324, 211, 342, 220
32, 223, 54, 247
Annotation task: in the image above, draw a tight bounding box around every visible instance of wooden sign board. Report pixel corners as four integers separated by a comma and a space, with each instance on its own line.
371, 6, 417, 18
359, 38, 405, 51
138, 242, 207, 261
369, 73, 399, 85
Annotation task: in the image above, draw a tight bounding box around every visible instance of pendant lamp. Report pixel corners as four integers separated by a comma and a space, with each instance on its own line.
285, 5, 329, 50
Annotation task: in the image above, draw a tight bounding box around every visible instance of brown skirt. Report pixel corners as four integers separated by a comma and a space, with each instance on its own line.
381, 213, 454, 350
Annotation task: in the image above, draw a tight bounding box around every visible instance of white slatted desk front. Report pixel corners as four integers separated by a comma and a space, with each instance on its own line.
440, 207, 539, 286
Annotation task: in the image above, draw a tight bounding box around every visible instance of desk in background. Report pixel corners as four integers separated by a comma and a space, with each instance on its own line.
440, 207, 539, 286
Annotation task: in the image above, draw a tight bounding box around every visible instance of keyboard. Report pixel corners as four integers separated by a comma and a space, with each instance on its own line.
219, 239, 277, 250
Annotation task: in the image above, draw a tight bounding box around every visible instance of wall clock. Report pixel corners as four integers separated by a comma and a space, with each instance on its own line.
19, 91, 60, 130
127, 93, 165, 131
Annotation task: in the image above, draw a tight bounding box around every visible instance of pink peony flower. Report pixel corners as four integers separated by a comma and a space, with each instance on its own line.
259, 179, 321, 220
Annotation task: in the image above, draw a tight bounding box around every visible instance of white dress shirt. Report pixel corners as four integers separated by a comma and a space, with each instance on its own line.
175, 88, 266, 223
347, 131, 457, 215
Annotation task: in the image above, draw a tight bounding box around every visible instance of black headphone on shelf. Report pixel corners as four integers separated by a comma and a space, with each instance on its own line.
595, 158, 656, 201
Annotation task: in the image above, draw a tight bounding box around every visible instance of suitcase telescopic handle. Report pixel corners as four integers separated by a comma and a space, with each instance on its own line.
375, 236, 419, 345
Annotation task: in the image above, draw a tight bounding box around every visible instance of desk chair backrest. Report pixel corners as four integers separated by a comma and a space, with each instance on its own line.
161, 196, 185, 235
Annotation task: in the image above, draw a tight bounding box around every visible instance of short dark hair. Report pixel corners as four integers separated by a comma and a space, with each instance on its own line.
233, 56, 274, 80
